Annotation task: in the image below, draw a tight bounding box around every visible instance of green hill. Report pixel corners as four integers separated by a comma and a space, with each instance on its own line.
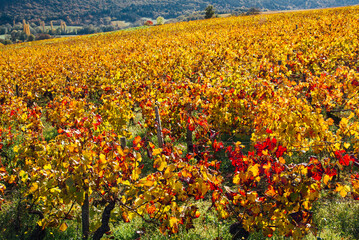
0, 0, 358, 25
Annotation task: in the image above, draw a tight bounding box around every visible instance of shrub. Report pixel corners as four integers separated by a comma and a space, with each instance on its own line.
0, 26, 7, 34
246, 7, 260, 15
144, 20, 153, 26
35, 33, 52, 40
156, 16, 165, 25
27, 34, 35, 41
205, 5, 215, 19
4, 39, 12, 45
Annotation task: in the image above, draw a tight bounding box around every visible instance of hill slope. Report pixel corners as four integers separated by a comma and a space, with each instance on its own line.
0, 0, 358, 25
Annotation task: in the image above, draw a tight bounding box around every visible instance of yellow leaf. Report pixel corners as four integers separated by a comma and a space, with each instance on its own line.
327, 118, 334, 126
341, 118, 349, 127
59, 222, 68, 232
266, 185, 276, 197
0, 183, 5, 194
128, 212, 136, 221
149, 142, 155, 149
158, 160, 167, 172
174, 181, 183, 193
219, 207, 229, 219
154, 156, 167, 171
344, 143, 350, 149
336, 184, 350, 198
278, 157, 286, 164
169, 217, 178, 228
122, 180, 130, 185
233, 174, 240, 184
50, 187, 61, 193
117, 146, 125, 156
62, 162, 69, 168
152, 148, 162, 156
248, 164, 260, 177
13, 145, 19, 153
99, 154, 106, 164
349, 112, 355, 119
182, 169, 192, 178
143, 178, 155, 187
300, 166, 308, 176
132, 168, 141, 180
19, 170, 28, 182
8, 175, 16, 184
44, 164, 51, 170
164, 164, 176, 179
21, 113, 27, 121
301, 201, 310, 210
68, 145, 75, 153
247, 192, 258, 202
30, 182, 39, 192
334, 143, 341, 151
37, 219, 44, 227
134, 198, 144, 207
323, 174, 331, 185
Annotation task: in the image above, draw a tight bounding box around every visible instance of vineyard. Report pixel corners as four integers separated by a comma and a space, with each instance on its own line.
1, 5, 359, 240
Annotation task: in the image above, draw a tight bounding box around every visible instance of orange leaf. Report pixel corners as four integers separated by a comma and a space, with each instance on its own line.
133, 136, 141, 146
59, 222, 68, 232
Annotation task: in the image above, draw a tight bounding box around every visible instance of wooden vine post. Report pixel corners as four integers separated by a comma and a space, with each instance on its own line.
186, 104, 193, 154
155, 106, 164, 148
82, 192, 90, 240
15, 84, 19, 97
186, 127, 193, 154
120, 137, 127, 149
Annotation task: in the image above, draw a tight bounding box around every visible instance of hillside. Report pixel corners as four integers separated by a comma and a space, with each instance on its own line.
1, 5, 359, 239
0, 0, 358, 25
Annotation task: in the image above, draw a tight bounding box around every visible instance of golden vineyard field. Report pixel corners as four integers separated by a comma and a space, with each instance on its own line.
1, 6, 359, 240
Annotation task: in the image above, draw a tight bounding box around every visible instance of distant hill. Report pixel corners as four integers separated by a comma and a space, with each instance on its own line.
0, 0, 358, 25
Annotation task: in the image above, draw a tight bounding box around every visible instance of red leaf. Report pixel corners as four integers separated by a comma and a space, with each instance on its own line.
324, 167, 337, 177
212, 140, 224, 152
352, 79, 359, 86
335, 150, 354, 166
188, 124, 196, 132
133, 136, 142, 146
307, 157, 324, 181
275, 145, 287, 158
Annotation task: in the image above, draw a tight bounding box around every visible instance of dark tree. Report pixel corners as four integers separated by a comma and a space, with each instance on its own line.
205, 5, 215, 19
27, 34, 35, 41
246, 7, 260, 15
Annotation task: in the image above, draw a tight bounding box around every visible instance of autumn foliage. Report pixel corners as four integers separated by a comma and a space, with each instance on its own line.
1, 5, 359, 239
